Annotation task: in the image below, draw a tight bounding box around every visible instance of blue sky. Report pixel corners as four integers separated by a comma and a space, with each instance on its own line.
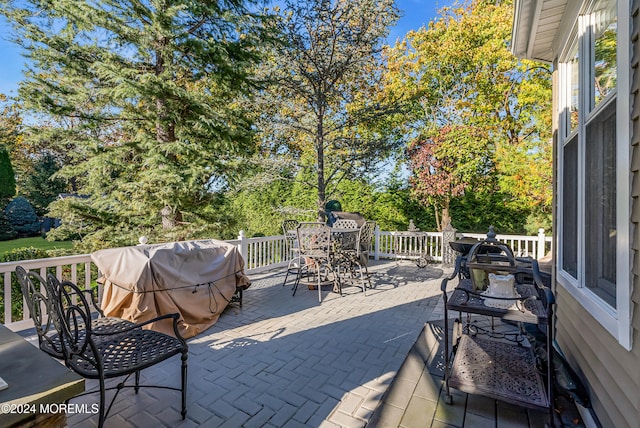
0, 0, 453, 96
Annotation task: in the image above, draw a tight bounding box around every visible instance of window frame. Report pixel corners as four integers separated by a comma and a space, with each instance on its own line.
556, 0, 631, 350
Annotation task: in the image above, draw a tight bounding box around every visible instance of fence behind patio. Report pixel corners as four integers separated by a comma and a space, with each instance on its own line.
0, 228, 551, 328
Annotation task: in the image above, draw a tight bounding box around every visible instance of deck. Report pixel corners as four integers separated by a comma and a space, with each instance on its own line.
17, 260, 582, 427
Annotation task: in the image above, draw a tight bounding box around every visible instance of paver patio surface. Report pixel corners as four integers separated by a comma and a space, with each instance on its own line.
66, 260, 449, 428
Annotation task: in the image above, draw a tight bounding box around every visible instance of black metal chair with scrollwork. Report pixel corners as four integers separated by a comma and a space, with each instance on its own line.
45, 274, 189, 428
15, 266, 135, 359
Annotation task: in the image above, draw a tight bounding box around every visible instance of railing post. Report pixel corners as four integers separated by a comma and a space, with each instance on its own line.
374, 225, 380, 261
442, 222, 457, 266
238, 230, 249, 266
537, 228, 546, 259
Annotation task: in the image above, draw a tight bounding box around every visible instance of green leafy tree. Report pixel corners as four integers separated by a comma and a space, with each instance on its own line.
5, 196, 40, 236
254, 0, 403, 220
368, 169, 435, 231
384, 0, 552, 230
407, 125, 493, 230
2, 0, 266, 249
450, 191, 529, 234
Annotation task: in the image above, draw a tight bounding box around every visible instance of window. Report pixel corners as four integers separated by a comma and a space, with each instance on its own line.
558, 0, 631, 349
584, 100, 616, 306
561, 135, 578, 278
593, 1, 617, 107
569, 45, 580, 132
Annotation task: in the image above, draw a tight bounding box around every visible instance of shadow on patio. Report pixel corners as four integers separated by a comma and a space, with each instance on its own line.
66, 260, 447, 428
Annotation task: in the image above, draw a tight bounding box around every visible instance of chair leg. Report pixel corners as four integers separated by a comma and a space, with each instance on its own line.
283, 264, 290, 286
359, 264, 367, 295
283, 255, 302, 287
283, 258, 294, 286
317, 261, 322, 303
292, 264, 303, 296
333, 261, 343, 297
98, 376, 106, 428
181, 351, 188, 419
135, 371, 140, 393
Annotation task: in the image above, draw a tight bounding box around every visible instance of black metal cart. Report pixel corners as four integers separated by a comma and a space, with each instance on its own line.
440, 239, 556, 426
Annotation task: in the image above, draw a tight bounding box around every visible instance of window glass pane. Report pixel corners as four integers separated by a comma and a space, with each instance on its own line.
585, 100, 616, 307
593, 0, 617, 107
569, 45, 580, 132
562, 135, 578, 278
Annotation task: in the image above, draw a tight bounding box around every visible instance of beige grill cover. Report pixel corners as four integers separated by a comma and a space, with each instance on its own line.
91, 239, 251, 338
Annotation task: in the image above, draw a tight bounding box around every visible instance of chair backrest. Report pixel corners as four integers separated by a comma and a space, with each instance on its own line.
15, 266, 63, 358
47, 276, 101, 375
330, 211, 366, 227
358, 221, 376, 254
282, 219, 300, 240
332, 219, 358, 229
296, 222, 331, 253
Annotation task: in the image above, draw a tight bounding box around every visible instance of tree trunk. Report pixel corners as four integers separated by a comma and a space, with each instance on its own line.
441, 198, 451, 231
155, 36, 179, 229
161, 206, 183, 229
316, 102, 326, 222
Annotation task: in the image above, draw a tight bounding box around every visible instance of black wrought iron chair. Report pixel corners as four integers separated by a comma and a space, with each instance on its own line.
15, 266, 134, 359
45, 275, 189, 428
282, 219, 301, 287
292, 222, 334, 302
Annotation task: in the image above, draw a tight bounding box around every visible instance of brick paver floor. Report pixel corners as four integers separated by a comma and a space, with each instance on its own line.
66, 259, 449, 428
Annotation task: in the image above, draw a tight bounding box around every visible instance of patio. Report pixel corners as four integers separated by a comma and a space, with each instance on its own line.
19, 259, 581, 427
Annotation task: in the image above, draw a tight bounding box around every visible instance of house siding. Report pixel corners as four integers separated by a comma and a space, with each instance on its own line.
555, 288, 639, 427
632, 2, 640, 427
554, 1, 640, 427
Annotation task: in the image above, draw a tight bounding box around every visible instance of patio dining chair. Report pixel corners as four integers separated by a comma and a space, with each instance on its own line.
44, 275, 189, 428
334, 221, 376, 293
332, 219, 358, 229
15, 266, 135, 359
292, 222, 335, 302
358, 221, 376, 267
282, 219, 301, 287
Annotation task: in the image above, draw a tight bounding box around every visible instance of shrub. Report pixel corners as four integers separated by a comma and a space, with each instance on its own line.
0, 246, 96, 324
0, 247, 50, 262
5, 196, 41, 236
0, 247, 51, 324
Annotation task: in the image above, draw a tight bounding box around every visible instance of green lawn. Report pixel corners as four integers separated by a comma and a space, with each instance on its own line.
0, 237, 74, 253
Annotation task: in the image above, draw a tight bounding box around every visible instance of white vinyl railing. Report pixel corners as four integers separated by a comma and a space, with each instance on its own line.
455, 228, 551, 259
1, 254, 96, 331
375, 231, 443, 260
0, 228, 551, 328
229, 232, 291, 273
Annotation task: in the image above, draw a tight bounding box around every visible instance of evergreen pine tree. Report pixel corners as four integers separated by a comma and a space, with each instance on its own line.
0, 146, 16, 240
0, 209, 17, 241
2, 0, 266, 248
19, 153, 68, 216
0, 147, 16, 203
